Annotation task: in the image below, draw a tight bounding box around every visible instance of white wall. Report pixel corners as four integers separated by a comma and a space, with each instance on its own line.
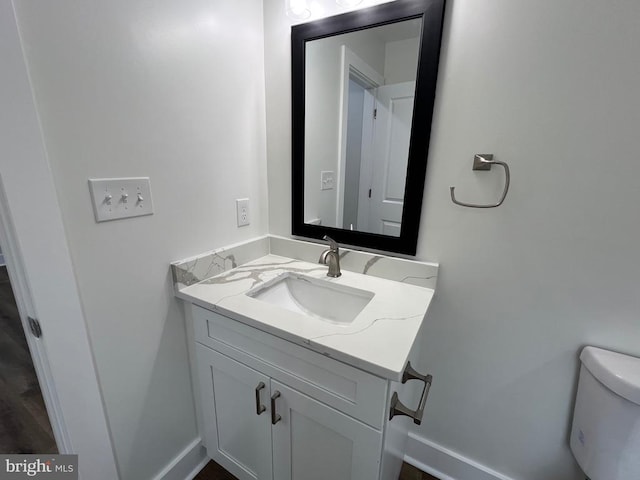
265, 0, 640, 479
384, 37, 419, 84
0, 2, 118, 477
13, 0, 268, 479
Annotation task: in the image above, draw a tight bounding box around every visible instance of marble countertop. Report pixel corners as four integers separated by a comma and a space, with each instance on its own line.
176, 253, 435, 380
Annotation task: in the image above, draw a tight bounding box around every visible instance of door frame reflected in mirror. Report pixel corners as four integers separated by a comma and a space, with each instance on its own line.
336, 45, 386, 234
291, 0, 446, 255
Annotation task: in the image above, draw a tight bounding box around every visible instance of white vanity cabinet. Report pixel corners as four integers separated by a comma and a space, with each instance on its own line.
196, 345, 382, 480
196, 346, 272, 479
187, 304, 428, 480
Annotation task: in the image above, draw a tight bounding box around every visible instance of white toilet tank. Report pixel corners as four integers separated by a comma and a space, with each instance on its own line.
570, 346, 640, 480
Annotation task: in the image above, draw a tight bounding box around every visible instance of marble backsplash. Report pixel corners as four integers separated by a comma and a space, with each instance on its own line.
171, 236, 269, 289
172, 235, 438, 291
270, 236, 438, 289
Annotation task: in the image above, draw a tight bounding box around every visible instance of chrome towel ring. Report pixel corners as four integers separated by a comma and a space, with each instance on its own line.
450, 154, 510, 208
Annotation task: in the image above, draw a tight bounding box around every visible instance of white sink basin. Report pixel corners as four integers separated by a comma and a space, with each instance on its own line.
247, 273, 374, 324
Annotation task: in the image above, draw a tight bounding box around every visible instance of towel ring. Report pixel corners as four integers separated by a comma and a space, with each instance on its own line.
450, 154, 510, 208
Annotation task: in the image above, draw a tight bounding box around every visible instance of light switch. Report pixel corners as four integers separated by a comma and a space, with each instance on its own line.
321, 171, 334, 190
88, 177, 154, 222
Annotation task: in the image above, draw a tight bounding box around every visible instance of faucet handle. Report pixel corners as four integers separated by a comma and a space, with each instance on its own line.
323, 235, 339, 252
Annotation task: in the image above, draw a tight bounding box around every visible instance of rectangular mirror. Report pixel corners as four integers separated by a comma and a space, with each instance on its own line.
292, 0, 446, 255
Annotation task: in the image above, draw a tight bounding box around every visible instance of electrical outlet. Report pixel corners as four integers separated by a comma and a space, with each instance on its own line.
321, 171, 334, 190
236, 198, 250, 227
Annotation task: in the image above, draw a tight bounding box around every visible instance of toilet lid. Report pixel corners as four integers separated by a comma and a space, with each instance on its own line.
580, 346, 640, 406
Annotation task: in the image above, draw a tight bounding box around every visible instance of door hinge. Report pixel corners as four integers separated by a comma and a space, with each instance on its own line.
28, 316, 42, 338
373, 108, 377, 119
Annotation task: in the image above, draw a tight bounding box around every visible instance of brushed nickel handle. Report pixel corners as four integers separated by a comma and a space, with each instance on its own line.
255, 382, 266, 415
450, 154, 511, 208
270, 391, 282, 425
389, 362, 433, 425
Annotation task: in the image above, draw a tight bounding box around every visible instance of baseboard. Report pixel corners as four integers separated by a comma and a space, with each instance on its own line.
152, 437, 208, 480
404, 432, 513, 480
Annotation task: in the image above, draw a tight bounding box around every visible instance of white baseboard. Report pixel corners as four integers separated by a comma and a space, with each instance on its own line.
153, 432, 513, 480
404, 432, 514, 480
152, 437, 208, 480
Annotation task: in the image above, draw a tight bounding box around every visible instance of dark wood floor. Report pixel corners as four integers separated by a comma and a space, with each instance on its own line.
0, 266, 57, 454
194, 460, 439, 479
194, 461, 237, 480
399, 462, 440, 480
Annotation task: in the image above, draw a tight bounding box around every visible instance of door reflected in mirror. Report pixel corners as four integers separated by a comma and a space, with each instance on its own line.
304, 18, 422, 237
292, 0, 446, 255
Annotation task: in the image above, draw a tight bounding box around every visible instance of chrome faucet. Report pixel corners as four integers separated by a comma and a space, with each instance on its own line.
318, 235, 341, 277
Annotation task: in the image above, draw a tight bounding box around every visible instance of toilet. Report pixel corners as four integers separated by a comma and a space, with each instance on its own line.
570, 346, 640, 480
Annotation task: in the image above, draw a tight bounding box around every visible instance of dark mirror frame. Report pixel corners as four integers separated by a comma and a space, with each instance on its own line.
291, 0, 446, 256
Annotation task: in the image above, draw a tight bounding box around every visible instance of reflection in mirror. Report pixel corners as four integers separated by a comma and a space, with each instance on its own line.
304, 18, 422, 237
292, 0, 446, 255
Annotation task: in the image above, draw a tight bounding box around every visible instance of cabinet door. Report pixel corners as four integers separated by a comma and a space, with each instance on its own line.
196, 344, 272, 480
270, 380, 382, 480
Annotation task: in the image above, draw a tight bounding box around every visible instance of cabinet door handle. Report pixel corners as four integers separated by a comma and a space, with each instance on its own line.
270, 390, 282, 425
255, 382, 266, 415
389, 362, 433, 425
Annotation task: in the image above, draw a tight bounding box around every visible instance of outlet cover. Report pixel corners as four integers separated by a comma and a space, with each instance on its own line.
321, 171, 334, 190
88, 177, 153, 222
236, 198, 250, 227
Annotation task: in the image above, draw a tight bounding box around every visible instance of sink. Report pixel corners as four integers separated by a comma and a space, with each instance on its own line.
247, 273, 374, 324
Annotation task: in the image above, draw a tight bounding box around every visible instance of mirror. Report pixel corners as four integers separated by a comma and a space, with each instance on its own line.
292, 0, 446, 255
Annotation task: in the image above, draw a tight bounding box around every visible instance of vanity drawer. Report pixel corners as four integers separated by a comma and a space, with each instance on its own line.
191, 305, 388, 429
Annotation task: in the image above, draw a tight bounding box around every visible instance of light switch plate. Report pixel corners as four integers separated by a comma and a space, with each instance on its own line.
88, 177, 154, 222
321, 171, 334, 190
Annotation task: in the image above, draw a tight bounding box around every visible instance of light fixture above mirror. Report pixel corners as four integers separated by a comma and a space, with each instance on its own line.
286, 0, 370, 21
285, 0, 311, 20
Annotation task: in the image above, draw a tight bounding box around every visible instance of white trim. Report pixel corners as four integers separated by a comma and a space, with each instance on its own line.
151, 438, 208, 480
0, 179, 72, 453
336, 45, 385, 229
185, 457, 209, 480
355, 88, 376, 231
404, 432, 514, 480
